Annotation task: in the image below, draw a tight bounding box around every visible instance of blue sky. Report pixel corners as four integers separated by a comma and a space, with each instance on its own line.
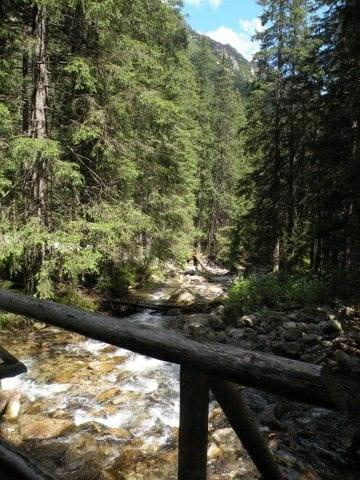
182, 0, 263, 61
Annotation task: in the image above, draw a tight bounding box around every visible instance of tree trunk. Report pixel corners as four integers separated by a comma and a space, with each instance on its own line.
272, 1, 285, 274
31, 5, 49, 225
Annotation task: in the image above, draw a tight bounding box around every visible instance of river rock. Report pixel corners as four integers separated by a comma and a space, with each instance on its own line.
283, 328, 302, 342
187, 321, 208, 338
238, 314, 256, 328
344, 306, 356, 317
208, 315, 225, 331
208, 443, 222, 460
214, 304, 225, 316
283, 342, 302, 358
259, 404, 283, 430
97, 387, 121, 404
227, 328, 246, 342
104, 448, 177, 480
302, 334, 320, 346
88, 361, 117, 374
33, 321, 47, 330
283, 321, 298, 330
212, 427, 236, 447
214, 331, 226, 343
20, 415, 74, 440
169, 289, 196, 305
320, 319, 343, 335
0, 394, 8, 415
3, 391, 21, 421
335, 350, 360, 375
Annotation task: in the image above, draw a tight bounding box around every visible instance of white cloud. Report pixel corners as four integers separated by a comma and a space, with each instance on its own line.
184, 0, 223, 9
239, 18, 264, 34
206, 17, 263, 61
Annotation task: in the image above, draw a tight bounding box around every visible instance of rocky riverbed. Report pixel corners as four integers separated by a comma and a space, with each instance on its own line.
0, 265, 359, 479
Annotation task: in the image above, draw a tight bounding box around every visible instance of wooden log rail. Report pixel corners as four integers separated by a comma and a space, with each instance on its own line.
0, 289, 358, 480
0, 439, 54, 480
0, 345, 27, 379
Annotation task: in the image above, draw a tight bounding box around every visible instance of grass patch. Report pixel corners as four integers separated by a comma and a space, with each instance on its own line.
225, 274, 329, 320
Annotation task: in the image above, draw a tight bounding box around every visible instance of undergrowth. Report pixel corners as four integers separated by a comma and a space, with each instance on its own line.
225, 274, 329, 320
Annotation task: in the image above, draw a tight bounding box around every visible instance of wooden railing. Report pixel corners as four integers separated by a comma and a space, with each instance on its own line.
0, 289, 358, 480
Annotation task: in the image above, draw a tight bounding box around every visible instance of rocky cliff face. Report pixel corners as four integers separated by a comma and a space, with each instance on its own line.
189, 28, 254, 83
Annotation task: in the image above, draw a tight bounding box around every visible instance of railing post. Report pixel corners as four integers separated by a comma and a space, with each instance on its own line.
178, 365, 209, 480
210, 378, 282, 480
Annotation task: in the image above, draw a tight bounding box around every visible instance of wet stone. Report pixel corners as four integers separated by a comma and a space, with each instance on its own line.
19, 415, 74, 440
97, 388, 121, 404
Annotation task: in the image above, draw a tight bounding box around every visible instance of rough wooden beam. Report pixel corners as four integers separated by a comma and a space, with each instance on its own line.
0, 289, 352, 410
0, 345, 27, 379
210, 379, 282, 480
178, 367, 209, 480
0, 438, 54, 479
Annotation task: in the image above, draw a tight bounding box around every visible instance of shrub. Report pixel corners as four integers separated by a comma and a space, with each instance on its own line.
225, 273, 329, 320
56, 286, 99, 312
0, 313, 28, 329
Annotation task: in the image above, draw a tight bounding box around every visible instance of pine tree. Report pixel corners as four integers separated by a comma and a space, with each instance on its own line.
245, 0, 317, 272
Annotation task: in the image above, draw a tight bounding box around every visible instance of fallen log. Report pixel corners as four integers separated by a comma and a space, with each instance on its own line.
102, 297, 222, 315
0, 289, 358, 411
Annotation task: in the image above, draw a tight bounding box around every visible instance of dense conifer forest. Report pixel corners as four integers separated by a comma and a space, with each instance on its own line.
0, 0, 359, 303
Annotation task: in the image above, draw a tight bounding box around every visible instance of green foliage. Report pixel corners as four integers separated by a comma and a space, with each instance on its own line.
225, 274, 329, 318
56, 287, 99, 312
0, 313, 27, 329
64, 57, 97, 93
11, 138, 61, 166
0, 0, 250, 303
